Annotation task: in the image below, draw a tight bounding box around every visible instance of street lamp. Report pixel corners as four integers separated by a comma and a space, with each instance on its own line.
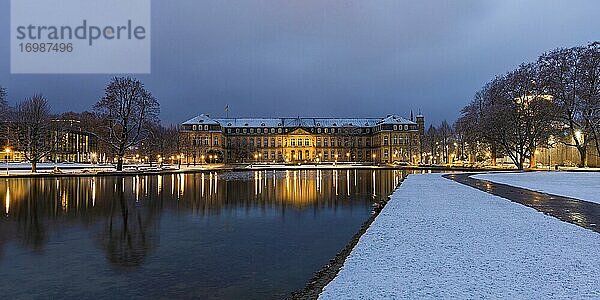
4, 147, 11, 175
575, 130, 583, 144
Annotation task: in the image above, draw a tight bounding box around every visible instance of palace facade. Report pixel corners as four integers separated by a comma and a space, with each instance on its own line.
179, 113, 424, 164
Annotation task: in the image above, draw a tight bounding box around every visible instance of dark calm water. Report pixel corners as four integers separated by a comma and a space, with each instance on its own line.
0, 169, 408, 299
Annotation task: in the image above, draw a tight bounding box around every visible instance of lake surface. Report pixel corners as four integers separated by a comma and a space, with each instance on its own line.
0, 169, 409, 299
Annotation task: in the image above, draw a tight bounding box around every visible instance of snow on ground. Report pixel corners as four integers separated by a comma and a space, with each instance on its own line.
472, 172, 600, 204
320, 173, 600, 299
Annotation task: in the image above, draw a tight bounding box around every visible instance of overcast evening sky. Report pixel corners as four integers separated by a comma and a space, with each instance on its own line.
1, 0, 599, 126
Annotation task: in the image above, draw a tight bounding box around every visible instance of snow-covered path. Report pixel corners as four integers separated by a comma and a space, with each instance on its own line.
319, 173, 600, 299
473, 172, 600, 204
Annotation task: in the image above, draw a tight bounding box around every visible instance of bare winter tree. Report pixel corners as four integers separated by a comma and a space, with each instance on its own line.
579, 42, 600, 159
423, 125, 437, 164
456, 81, 505, 166
14, 95, 53, 172
437, 120, 453, 163
0, 86, 10, 142
0, 86, 7, 116
488, 65, 555, 169
227, 137, 253, 163
94, 77, 160, 171
138, 123, 181, 166
538, 45, 595, 167
340, 124, 362, 161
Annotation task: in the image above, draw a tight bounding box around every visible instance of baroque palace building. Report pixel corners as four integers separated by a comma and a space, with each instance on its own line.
179, 113, 424, 164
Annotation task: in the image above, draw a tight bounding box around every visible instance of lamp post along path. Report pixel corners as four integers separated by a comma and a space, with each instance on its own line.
4, 147, 10, 175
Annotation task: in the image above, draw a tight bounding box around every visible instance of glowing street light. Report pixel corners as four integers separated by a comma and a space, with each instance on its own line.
91, 152, 98, 170
4, 147, 11, 175
575, 130, 583, 143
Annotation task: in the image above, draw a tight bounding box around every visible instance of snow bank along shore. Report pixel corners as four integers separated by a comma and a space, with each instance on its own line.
320, 173, 600, 299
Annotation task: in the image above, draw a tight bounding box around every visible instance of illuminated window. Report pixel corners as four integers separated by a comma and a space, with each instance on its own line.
305, 138, 310, 146
384, 136, 389, 146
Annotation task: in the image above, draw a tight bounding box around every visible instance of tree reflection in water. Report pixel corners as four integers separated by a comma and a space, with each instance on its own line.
97, 178, 162, 269
15, 183, 47, 253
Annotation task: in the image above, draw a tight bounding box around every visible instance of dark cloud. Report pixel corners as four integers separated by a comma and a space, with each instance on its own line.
1, 0, 599, 125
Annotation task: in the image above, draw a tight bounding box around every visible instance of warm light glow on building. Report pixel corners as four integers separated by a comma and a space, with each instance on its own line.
179, 114, 424, 164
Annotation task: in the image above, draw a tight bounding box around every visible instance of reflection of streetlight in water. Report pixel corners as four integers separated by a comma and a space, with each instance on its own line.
5, 185, 10, 215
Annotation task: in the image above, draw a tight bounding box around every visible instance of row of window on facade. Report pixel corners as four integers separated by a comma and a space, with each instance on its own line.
190, 135, 412, 148
190, 124, 413, 133
382, 135, 412, 146
239, 149, 378, 161
192, 136, 220, 147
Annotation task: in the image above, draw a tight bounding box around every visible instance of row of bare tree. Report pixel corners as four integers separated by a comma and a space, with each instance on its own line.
456, 42, 600, 169
1, 77, 178, 172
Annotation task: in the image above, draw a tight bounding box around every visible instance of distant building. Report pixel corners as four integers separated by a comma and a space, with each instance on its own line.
1, 118, 98, 164
48, 119, 98, 163
535, 138, 600, 168
179, 114, 424, 164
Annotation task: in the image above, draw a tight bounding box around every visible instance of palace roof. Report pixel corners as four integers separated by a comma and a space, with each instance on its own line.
182, 114, 416, 128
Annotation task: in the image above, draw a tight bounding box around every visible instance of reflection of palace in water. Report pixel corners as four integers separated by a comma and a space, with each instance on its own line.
0, 170, 409, 268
